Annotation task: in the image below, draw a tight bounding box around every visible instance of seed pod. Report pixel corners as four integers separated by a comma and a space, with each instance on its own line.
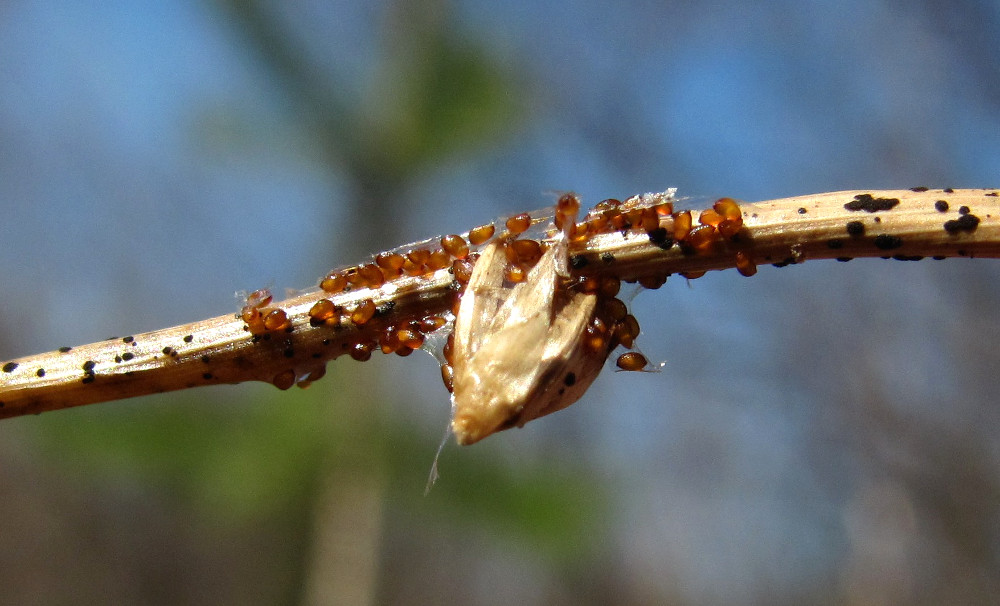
450, 231, 613, 445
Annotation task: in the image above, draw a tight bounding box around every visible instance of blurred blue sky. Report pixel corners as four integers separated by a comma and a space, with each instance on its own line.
1, 1, 998, 603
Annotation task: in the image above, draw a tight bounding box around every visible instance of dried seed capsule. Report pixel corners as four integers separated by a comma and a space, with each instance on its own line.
505, 213, 531, 235
451, 238, 610, 445
441, 234, 470, 259
350, 299, 376, 325
468, 224, 496, 245
735, 251, 757, 277
616, 352, 648, 371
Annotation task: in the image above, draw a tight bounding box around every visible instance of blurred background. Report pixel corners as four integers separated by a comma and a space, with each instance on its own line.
1, 1, 999, 604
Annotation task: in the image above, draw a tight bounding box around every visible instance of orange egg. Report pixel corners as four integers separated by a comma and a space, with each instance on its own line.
616, 352, 648, 371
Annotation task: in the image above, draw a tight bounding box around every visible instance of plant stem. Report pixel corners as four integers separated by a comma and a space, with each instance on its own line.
1, 188, 997, 420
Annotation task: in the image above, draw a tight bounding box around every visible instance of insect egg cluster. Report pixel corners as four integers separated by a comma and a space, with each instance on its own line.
238, 191, 752, 418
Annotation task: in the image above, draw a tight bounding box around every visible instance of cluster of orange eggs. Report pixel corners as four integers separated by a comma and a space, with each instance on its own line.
239, 192, 752, 391
240, 288, 291, 334
668, 197, 755, 277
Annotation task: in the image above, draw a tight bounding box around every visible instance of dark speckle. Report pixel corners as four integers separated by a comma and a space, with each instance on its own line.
935, 200, 949, 212
836, 257, 853, 262
944, 188, 954, 193
873, 234, 903, 250
2, 362, 18, 373
114, 355, 122, 363
58, 346, 72, 353
892, 254, 924, 261
910, 186, 929, 192
827, 239, 844, 249
162, 346, 176, 356
121, 352, 134, 361
846, 221, 865, 236
986, 192, 998, 197
284, 348, 295, 358
601, 252, 615, 264
81, 360, 96, 372
201, 355, 211, 364
944, 214, 980, 234
122, 336, 134, 343
564, 372, 577, 386
959, 206, 970, 215
797, 207, 807, 214
874, 217, 881, 223
844, 194, 900, 212
569, 255, 588, 269
36, 368, 45, 378
203, 373, 213, 380
183, 335, 194, 343
81, 374, 95, 384
376, 301, 396, 316
647, 227, 672, 248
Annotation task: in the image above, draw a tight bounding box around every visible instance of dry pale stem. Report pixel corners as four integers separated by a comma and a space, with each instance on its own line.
1, 188, 997, 419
